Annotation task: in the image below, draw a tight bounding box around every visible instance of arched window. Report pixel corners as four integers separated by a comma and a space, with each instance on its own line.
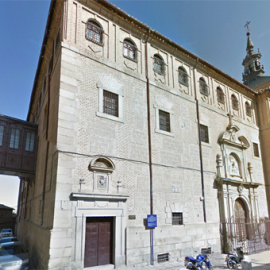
85, 19, 103, 44
153, 54, 165, 75
123, 39, 137, 61
217, 87, 225, 104
231, 94, 239, 110
178, 67, 188, 86
245, 101, 252, 117
199, 77, 208, 96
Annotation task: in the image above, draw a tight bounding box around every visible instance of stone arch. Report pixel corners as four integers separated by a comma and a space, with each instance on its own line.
88, 156, 115, 172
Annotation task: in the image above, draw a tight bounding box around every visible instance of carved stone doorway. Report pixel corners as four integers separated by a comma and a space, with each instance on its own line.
235, 199, 248, 242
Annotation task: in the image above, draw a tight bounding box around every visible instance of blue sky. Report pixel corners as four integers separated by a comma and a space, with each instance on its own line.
0, 0, 270, 210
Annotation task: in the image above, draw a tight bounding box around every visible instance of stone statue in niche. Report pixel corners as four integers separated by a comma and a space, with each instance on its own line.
229, 154, 240, 176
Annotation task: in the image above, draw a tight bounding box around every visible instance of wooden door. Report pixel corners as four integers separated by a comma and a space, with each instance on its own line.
84, 217, 113, 268
234, 199, 247, 241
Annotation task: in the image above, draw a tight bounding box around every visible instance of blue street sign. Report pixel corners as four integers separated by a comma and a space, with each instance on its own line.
147, 214, 157, 228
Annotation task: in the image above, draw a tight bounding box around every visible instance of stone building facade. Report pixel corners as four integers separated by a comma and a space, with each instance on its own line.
16, 0, 270, 269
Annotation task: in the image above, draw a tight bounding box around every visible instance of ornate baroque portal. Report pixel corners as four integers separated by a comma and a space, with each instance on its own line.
216, 115, 261, 252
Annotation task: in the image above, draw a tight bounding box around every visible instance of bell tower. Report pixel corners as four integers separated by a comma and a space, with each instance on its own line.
242, 22, 265, 85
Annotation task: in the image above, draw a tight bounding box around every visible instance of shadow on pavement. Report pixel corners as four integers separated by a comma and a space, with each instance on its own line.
252, 263, 270, 269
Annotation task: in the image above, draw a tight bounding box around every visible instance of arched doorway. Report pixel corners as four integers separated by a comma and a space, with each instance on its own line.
234, 198, 248, 242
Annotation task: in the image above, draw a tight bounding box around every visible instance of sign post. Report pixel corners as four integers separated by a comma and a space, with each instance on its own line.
147, 214, 157, 265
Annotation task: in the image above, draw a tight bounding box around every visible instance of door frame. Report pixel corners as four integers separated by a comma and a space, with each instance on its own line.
71, 194, 128, 269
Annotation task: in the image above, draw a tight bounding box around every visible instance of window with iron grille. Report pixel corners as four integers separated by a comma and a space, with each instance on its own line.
86, 20, 103, 45
0, 126, 4, 146
25, 132, 35, 152
199, 77, 208, 96
10, 128, 20, 149
153, 54, 165, 75
159, 110, 170, 132
178, 67, 188, 86
253, 143, 259, 158
172, 212, 183, 225
217, 87, 225, 104
231, 94, 239, 111
103, 90, 119, 117
123, 39, 137, 61
200, 124, 209, 143
157, 253, 169, 263
245, 102, 252, 117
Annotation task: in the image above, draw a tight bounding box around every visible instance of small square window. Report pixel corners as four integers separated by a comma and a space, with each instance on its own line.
246, 102, 252, 117
231, 95, 239, 111
172, 212, 183, 225
153, 54, 165, 75
86, 20, 103, 45
253, 143, 259, 158
200, 124, 209, 143
123, 39, 137, 61
217, 87, 225, 104
103, 90, 119, 117
10, 128, 20, 149
159, 110, 170, 132
25, 132, 35, 152
199, 78, 208, 96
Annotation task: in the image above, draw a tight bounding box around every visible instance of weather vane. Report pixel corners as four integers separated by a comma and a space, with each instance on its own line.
244, 21, 251, 33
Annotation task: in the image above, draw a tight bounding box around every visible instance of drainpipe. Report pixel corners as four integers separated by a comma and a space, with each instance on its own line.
193, 58, 207, 223
144, 28, 154, 265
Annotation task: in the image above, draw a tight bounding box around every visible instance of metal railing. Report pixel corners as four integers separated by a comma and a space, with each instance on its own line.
220, 220, 270, 254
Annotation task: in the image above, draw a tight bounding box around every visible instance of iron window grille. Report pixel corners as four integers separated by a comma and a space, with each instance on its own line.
199, 78, 209, 96
217, 87, 225, 104
172, 212, 183, 225
10, 128, 20, 149
159, 110, 170, 132
253, 143, 259, 158
200, 124, 209, 143
178, 67, 189, 86
245, 102, 252, 117
231, 95, 239, 111
157, 253, 169, 263
103, 90, 119, 117
123, 40, 137, 61
86, 20, 103, 45
154, 55, 165, 75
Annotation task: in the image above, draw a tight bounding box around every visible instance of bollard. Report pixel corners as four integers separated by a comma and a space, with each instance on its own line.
242, 260, 252, 270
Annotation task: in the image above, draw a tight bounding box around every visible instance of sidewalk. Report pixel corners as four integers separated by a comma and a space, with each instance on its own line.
116, 250, 270, 269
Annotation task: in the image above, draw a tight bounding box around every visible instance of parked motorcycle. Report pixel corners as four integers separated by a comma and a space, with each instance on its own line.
225, 246, 244, 269
185, 252, 213, 269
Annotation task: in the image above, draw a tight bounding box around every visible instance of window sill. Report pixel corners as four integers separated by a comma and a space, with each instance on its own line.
200, 141, 211, 148
153, 70, 165, 76
155, 129, 174, 137
179, 81, 189, 87
200, 92, 209, 97
123, 55, 137, 63
86, 37, 104, 47
96, 112, 124, 123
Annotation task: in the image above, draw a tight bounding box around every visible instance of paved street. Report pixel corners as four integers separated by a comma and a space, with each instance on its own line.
117, 250, 270, 270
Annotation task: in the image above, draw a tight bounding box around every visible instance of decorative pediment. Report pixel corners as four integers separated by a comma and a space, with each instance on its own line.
219, 125, 249, 149
89, 156, 115, 172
